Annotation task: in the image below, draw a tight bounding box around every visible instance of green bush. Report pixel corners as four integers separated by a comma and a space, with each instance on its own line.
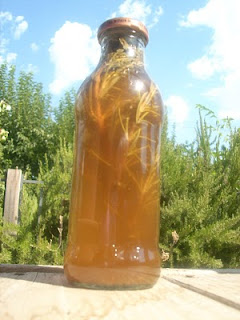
39, 140, 73, 243
0, 175, 64, 265
159, 106, 240, 268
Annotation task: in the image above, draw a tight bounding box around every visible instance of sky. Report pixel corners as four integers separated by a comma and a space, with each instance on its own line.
0, 0, 240, 143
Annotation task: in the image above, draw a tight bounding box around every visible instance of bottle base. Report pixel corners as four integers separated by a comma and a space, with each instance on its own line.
68, 281, 154, 290
64, 264, 160, 290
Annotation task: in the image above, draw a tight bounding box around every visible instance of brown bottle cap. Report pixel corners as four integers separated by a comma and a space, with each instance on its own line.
97, 17, 149, 45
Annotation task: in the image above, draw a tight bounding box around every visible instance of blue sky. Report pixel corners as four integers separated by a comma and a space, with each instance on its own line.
1, 0, 240, 143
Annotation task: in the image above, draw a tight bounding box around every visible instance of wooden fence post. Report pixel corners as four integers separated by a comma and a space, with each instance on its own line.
3, 168, 23, 224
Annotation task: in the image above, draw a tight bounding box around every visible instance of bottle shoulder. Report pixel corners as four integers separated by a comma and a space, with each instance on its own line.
78, 66, 161, 100
75, 63, 164, 122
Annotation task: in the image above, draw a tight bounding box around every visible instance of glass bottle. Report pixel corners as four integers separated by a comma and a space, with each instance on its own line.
64, 17, 164, 289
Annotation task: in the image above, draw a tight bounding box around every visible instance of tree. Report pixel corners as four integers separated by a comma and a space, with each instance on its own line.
54, 88, 76, 147
0, 63, 56, 176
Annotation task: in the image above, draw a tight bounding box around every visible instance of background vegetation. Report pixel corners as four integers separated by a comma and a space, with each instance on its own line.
0, 63, 239, 267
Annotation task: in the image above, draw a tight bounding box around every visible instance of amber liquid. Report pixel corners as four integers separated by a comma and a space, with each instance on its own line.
64, 53, 163, 289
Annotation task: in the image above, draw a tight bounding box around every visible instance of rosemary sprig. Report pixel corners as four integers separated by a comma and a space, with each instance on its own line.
78, 36, 162, 209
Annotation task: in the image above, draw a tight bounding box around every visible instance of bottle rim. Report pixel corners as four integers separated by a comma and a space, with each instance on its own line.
97, 17, 149, 45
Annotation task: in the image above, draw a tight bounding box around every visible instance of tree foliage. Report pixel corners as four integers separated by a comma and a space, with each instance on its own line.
0, 63, 55, 176
54, 89, 76, 146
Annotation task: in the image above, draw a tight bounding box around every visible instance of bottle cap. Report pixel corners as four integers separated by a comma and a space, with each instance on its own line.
97, 17, 149, 45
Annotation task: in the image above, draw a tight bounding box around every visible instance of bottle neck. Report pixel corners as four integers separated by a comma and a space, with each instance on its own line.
99, 30, 146, 65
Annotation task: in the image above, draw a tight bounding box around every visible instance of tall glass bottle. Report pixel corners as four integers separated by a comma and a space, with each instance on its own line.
64, 17, 164, 289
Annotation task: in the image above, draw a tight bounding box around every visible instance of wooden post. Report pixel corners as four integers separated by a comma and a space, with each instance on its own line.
3, 168, 23, 224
